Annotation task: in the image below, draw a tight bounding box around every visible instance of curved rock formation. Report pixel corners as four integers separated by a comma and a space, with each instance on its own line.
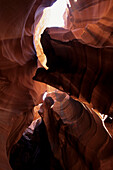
10, 117, 63, 170
34, 0, 113, 117
39, 92, 113, 170
0, 0, 113, 169
34, 27, 113, 117
0, 0, 56, 169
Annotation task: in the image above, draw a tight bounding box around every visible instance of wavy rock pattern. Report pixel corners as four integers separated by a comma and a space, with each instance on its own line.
0, 0, 113, 169
34, 27, 113, 116
0, 0, 56, 169
40, 92, 113, 170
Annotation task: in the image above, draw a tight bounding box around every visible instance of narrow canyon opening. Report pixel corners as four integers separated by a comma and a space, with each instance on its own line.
0, 0, 112, 169
34, 0, 70, 69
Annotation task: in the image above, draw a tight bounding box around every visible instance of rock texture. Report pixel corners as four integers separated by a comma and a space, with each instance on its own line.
10, 92, 113, 170
34, 0, 113, 117
39, 93, 113, 170
34, 27, 113, 116
10, 118, 62, 170
0, 0, 113, 169
0, 0, 56, 169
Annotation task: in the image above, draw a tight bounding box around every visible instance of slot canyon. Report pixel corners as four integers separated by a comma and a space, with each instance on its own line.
0, 0, 113, 169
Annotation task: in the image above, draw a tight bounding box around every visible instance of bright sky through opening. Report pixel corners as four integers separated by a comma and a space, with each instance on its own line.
44, 0, 70, 27
34, 0, 71, 68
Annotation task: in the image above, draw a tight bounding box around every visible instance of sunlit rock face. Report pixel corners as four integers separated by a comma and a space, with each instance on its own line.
67, 0, 113, 47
